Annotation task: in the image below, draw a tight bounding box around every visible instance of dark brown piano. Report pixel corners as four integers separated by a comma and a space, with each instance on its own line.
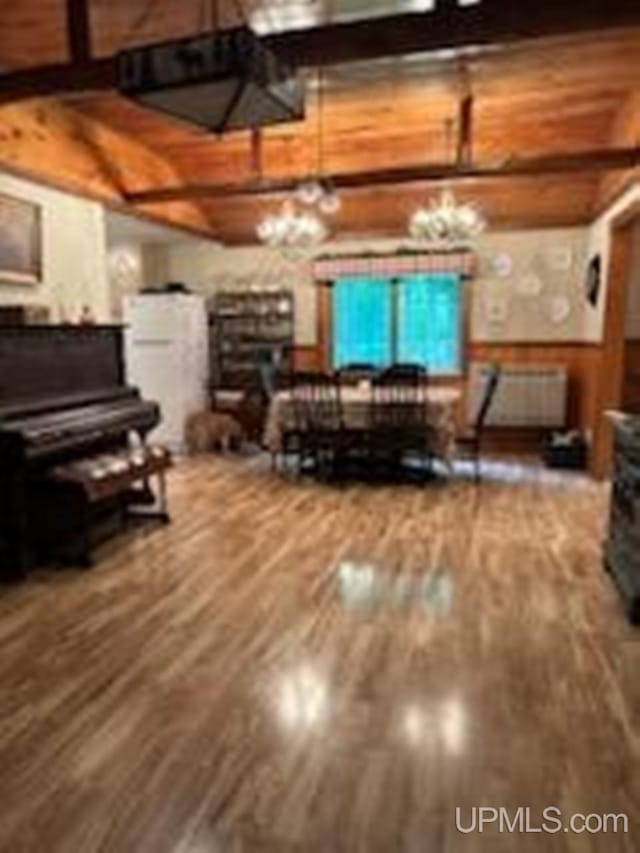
0, 325, 160, 578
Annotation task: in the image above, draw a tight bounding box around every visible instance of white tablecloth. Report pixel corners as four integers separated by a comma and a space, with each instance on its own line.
264, 385, 461, 461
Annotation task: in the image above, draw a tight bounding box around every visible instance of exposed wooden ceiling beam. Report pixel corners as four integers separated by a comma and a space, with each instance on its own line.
125, 146, 640, 204
1, 0, 639, 105
66, 0, 92, 64
0, 58, 115, 104
267, 0, 640, 69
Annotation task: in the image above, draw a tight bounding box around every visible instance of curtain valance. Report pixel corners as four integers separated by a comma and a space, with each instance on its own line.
312, 250, 476, 281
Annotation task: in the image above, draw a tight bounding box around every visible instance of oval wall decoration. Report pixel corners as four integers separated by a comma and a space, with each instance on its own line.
517, 273, 543, 297
547, 295, 571, 325
492, 252, 513, 278
546, 247, 573, 272
485, 296, 509, 325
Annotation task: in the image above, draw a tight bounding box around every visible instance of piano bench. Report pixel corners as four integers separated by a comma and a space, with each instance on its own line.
47, 445, 172, 567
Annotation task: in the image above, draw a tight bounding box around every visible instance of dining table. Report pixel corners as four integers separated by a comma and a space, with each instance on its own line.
263, 383, 462, 463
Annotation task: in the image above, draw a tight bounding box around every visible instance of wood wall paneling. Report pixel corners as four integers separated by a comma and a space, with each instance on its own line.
292, 345, 324, 373
622, 339, 640, 412
469, 342, 604, 435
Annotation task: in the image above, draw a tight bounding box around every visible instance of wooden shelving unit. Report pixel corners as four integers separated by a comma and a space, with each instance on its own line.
209, 290, 294, 400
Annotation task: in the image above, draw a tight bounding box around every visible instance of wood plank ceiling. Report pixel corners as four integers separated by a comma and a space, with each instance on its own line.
0, 2, 639, 242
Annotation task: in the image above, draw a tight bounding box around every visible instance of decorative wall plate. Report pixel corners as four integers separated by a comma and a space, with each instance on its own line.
547, 295, 571, 325
492, 252, 513, 278
109, 249, 141, 287
547, 247, 573, 272
517, 273, 543, 297
485, 296, 509, 324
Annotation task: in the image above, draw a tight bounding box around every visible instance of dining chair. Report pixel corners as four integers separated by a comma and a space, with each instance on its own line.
369, 371, 433, 476
274, 371, 333, 473
381, 363, 429, 387
290, 372, 349, 478
279, 372, 321, 472
457, 362, 502, 482
258, 360, 277, 401
336, 363, 378, 385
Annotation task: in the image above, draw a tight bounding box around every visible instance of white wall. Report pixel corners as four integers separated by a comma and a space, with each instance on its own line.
0, 172, 110, 322
472, 228, 588, 342
157, 227, 590, 346
585, 181, 640, 342
159, 242, 318, 344
107, 243, 145, 322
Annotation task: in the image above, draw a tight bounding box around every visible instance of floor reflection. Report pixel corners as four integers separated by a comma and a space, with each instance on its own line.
275, 664, 330, 733
454, 457, 592, 489
400, 696, 467, 755
336, 560, 454, 614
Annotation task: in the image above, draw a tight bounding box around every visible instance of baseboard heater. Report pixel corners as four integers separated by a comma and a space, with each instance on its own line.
467, 362, 567, 428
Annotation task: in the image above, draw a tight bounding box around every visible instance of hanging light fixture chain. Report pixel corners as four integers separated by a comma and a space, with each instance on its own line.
317, 66, 324, 180
231, 0, 248, 26
120, 0, 158, 48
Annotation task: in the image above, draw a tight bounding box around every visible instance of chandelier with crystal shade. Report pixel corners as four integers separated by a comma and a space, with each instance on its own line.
408, 189, 486, 245
256, 201, 328, 262
296, 178, 341, 215
256, 68, 340, 260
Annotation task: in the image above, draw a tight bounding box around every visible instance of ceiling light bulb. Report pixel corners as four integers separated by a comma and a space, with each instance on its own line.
297, 180, 324, 206
257, 200, 329, 261
319, 191, 341, 215
408, 190, 486, 245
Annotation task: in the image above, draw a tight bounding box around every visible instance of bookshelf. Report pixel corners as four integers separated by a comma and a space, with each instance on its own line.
209, 290, 294, 399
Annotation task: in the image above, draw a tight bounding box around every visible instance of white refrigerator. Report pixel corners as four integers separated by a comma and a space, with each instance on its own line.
124, 294, 209, 452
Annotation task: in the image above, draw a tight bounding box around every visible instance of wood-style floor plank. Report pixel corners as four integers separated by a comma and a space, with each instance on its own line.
0, 456, 638, 852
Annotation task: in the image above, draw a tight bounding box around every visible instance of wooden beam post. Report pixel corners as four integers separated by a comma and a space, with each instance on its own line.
457, 94, 474, 168
250, 128, 263, 179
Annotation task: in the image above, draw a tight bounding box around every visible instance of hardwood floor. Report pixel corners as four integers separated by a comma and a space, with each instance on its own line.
0, 456, 637, 852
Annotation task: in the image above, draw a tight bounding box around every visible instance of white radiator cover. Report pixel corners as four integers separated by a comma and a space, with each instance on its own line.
467, 362, 567, 428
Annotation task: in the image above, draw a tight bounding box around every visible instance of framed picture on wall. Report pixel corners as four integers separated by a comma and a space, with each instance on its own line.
0, 193, 42, 284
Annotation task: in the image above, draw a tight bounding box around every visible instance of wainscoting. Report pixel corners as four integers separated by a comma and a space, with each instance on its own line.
623, 338, 640, 412
290, 285, 611, 465
469, 342, 603, 434
293, 341, 604, 443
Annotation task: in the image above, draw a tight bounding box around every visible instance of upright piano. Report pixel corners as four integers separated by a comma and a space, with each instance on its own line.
0, 326, 161, 579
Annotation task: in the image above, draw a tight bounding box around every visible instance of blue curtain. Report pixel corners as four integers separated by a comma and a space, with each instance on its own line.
397, 273, 462, 374
332, 277, 392, 368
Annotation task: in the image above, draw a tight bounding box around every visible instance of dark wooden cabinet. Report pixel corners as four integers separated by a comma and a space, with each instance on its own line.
209, 290, 294, 397
604, 414, 640, 624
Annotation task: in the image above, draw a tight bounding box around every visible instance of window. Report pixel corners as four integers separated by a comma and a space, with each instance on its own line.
332, 273, 463, 374
333, 277, 393, 368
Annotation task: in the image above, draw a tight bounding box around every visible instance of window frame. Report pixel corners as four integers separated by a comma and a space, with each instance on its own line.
326, 273, 469, 379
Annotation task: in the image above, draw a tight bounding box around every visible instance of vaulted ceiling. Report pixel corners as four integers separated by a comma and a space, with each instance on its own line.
0, 2, 638, 243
